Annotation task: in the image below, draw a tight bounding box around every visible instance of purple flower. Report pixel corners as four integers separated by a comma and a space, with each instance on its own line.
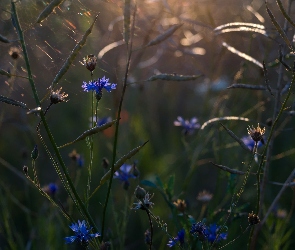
65, 220, 100, 246
190, 222, 208, 240
241, 135, 263, 151
205, 224, 227, 243
114, 164, 136, 190
167, 229, 185, 247
174, 116, 200, 135
82, 76, 117, 94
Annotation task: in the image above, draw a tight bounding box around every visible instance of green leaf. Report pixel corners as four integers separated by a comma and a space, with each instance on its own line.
155, 175, 164, 189
166, 174, 175, 198
58, 120, 117, 148
0, 34, 10, 43
140, 180, 158, 188
0, 95, 29, 110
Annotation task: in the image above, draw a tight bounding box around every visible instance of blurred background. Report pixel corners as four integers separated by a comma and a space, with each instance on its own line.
1, 0, 295, 249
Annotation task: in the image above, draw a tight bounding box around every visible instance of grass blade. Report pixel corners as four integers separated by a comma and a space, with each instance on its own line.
36, 0, 65, 23
147, 73, 202, 81
0, 95, 29, 110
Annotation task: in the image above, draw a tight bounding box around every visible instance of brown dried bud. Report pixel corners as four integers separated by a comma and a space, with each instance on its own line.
50, 87, 68, 104
197, 190, 213, 203
23, 165, 28, 175
83, 54, 97, 72
247, 123, 265, 143
248, 211, 260, 225
9, 47, 21, 60
173, 199, 187, 213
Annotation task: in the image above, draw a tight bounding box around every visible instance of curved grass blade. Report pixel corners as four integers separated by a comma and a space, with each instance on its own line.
276, 0, 295, 29
58, 120, 117, 148
265, 1, 294, 52
0, 69, 11, 77
214, 22, 265, 31
222, 42, 263, 68
98, 40, 125, 59
36, 0, 65, 23
89, 141, 148, 199
0, 34, 10, 43
145, 24, 183, 47
227, 84, 267, 90
201, 116, 250, 130
123, 0, 130, 44
210, 162, 246, 175
0, 95, 29, 110
219, 123, 251, 152
147, 73, 202, 81
50, 14, 99, 89
215, 27, 267, 36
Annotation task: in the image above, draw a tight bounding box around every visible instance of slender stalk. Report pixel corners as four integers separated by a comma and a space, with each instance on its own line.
101, 4, 136, 238
11, 1, 98, 232
146, 210, 153, 250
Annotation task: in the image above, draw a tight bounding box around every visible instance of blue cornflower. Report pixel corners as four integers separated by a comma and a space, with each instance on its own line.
42, 183, 58, 196
114, 164, 136, 190
64, 220, 100, 246
205, 224, 227, 243
82, 76, 117, 94
167, 229, 185, 247
174, 116, 200, 135
89, 116, 112, 128
190, 221, 208, 241
241, 135, 263, 151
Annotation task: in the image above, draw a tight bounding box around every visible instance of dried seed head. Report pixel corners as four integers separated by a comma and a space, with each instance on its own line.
9, 47, 21, 60
68, 149, 80, 161
197, 190, 213, 203
50, 87, 68, 104
83, 54, 97, 73
247, 123, 265, 143
173, 199, 187, 213
248, 211, 260, 225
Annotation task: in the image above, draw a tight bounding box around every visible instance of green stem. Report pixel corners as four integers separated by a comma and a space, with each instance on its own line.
11, 1, 98, 232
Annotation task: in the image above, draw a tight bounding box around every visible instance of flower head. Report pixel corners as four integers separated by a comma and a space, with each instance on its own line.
9, 46, 21, 60
205, 224, 227, 243
173, 199, 187, 213
190, 222, 208, 241
247, 123, 265, 143
167, 229, 185, 247
50, 87, 68, 104
68, 149, 84, 167
82, 54, 97, 73
197, 190, 213, 203
114, 164, 136, 190
42, 183, 58, 196
133, 192, 154, 210
64, 220, 100, 246
174, 116, 200, 135
82, 77, 117, 101
248, 212, 260, 225
241, 135, 263, 151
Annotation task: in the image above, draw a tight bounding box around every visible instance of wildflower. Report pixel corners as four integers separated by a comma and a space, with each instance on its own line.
64, 220, 100, 246
173, 199, 187, 213
190, 222, 208, 241
205, 224, 227, 243
133, 192, 154, 210
42, 183, 58, 196
247, 123, 265, 144
9, 46, 21, 60
167, 229, 185, 247
241, 135, 263, 151
174, 116, 200, 135
89, 116, 111, 128
82, 76, 117, 101
197, 190, 213, 203
50, 87, 68, 104
276, 209, 287, 219
82, 54, 97, 73
248, 212, 260, 225
114, 164, 136, 190
68, 149, 84, 167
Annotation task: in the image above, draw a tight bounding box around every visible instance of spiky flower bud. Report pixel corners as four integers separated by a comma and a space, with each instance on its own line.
83, 54, 97, 73
50, 87, 68, 104
9, 47, 21, 60
248, 211, 260, 225
31, 145, 38, 160
247, 123, 265, 143
173, 199, 187, 213
135, 186, 146, 199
